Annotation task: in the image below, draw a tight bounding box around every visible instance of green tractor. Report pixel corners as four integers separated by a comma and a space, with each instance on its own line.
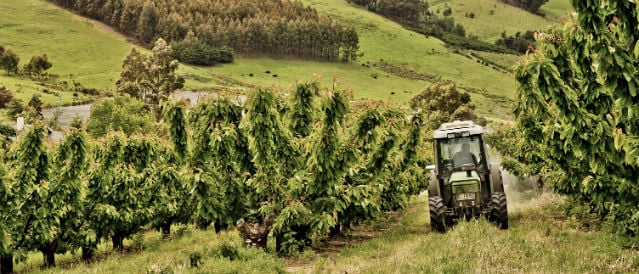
427, 120, 508, 232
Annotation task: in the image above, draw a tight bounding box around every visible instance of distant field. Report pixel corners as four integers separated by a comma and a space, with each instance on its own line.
181, 60, 431, 105
470, 50, 523, 71
429, 0, 572, 43
300, 0, 518, 117
541, 0, 575, 21
0, 0, 558, 119
0, 0, 133, 106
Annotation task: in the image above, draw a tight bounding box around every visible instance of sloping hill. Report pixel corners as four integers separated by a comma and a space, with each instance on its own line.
429, 0, 572, 43
0, 0, 568, 118
212, 0, 519, 117
0, 0, 133, 106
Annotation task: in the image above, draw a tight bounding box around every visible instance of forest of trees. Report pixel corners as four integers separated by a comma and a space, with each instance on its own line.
348, 0, 516, 54
48, 0, 359, 63
499, 0, 549, 15
348, 0, 428, 26
495, 31, 536, 53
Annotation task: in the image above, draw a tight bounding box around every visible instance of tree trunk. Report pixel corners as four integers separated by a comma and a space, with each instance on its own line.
112, 234, 124, 252
42, 250, 55, 268
196, 219, 211, 230
275, 232, 283, 255
0, 253, 13, 274
236, 213, 276, 251
161, 222, 171, 239
329, 224, 341, 237
81, 246, 95, 262
213, 222, 225, 233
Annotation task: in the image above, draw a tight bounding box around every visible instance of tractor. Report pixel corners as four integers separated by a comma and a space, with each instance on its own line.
427, 120, 508, 232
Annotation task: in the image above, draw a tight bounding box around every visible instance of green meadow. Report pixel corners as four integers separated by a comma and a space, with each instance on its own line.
0, 0, 133, 106
0, 0, 567, 118
429, 0, 572, 43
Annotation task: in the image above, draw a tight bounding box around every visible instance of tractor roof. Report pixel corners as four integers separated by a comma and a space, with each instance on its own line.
433, 120, 484, 139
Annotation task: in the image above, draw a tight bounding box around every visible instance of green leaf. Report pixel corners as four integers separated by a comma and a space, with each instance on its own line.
633, 40, 639, 58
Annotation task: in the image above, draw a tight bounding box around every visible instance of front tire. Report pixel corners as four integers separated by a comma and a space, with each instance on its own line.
429, 196, 447, 233
489, 192, 508, 229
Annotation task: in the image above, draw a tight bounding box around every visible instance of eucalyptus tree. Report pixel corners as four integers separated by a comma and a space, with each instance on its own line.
116, 39, 184, 117
0, 48, 19, 75
23, 54, 52, 78
115, 48, 151, 101
148, 38, 183, 106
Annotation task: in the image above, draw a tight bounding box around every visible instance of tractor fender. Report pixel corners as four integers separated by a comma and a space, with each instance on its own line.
490, 163, 504, 193
428, 169, 440, 197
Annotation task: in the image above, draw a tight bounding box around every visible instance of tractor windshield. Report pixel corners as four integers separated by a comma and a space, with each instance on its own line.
436, 135, 486, 174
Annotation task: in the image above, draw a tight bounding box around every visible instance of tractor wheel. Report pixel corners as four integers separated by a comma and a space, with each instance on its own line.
489, 192, 508, 229
429, 196, 447, 233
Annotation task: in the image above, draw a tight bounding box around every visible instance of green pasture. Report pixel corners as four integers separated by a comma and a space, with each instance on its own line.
429, 0, 572, 43
0, 0, 572, 118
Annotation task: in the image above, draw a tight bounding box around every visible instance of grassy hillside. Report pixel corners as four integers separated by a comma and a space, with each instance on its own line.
302, 0, 520, 116
0, 0, 528, 119
0, 0, 133, 106
16, 192, 639, 273
0, 0, 573, 118
541, 0, 575, 21
183, 0, 522, 117
429, 0, 572, 43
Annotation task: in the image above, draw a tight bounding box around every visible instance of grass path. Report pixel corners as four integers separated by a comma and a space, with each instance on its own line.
287, 190, 639, 273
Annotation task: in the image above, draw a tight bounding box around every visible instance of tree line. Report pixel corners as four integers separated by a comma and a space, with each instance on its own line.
0, 78, 428, 272
0, 44, 53, 78
348, 0, 428, 26
499, 0, 549, 15
48, 0, 360, 63
495, 31, 536, 54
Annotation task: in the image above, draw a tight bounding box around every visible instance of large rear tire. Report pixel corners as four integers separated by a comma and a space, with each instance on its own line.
429, 196, 447, 233
489, 192, 508, 229
490, 164, 504, 192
